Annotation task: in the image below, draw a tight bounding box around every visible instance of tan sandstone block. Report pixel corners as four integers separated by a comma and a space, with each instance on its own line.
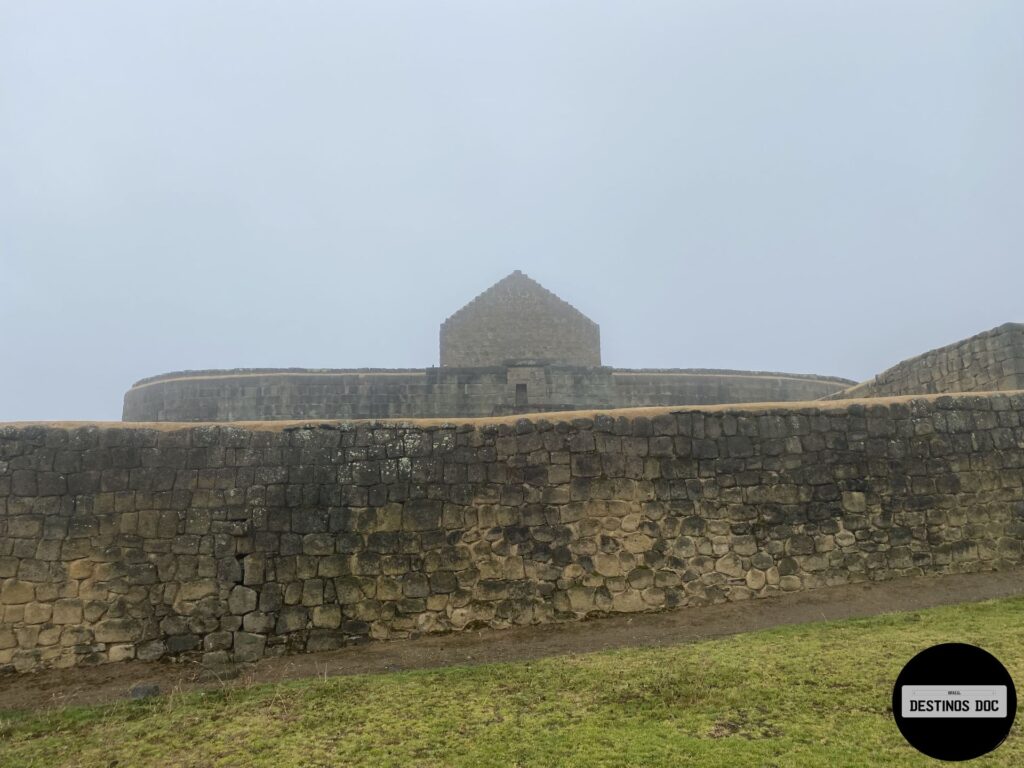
23, 602, 52, 624
1, 579, 34, 605
842, 492, 867, 513
177, 579, 218, 601
593, 553, 622, 577
641, 587, 666, 605
779, 575, 802, 591
109, 644, 135, 662
37, 626, 62, 647
745, 569, 767, 590
611, 590, 645, 613
623, 534, 654, 554
312, 605, 341, 629
52, 598, 84, 624
567, 586, 596, 613
67, 559, 94, 580
714, 554, 745, 578
426, 594, 448, 612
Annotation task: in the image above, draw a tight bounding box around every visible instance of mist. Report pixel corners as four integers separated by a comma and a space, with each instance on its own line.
2, 0, 1021, 421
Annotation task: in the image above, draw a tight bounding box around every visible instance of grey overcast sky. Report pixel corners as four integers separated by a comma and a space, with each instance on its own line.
1, 1, 1022, 421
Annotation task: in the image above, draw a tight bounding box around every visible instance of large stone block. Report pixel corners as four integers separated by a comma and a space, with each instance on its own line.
0, 580, 34, 605
228, 585, 258, 615
402, 499, 443, 531
177, 580, 218, 601
233, 632, 266, 662
94, 618, 141, 643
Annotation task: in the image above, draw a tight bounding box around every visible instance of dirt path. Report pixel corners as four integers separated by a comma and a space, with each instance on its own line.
3, 569, 1022, 712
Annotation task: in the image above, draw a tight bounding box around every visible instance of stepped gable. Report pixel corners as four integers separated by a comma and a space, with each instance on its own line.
440, 270, 601, 368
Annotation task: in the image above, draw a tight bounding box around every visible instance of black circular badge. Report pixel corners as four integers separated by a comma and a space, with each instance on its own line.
892, 643, 1016, 761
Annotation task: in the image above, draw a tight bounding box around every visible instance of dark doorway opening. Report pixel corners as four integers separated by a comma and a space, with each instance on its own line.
515, 383, 528, 406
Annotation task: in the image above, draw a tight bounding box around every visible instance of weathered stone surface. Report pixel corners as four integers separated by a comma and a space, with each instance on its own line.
611, 590, 645, 613
0, 580, 34, 605
136, 640, 166, 662
228, 585, 258, 615
714, 554, 745, 579
203, 631, 233, 651
178, 580, 218, 602
2, 391, 1024, 672
109, 644, 135, 662
23, 603, 52, 624
94, 619, 141, 643
842, 492, 867, 514
313, 605, 342, 629
745, 569, 766, 590
276, 607, 308, 633
566, 586, 596, 613
242, 612, 276, 634
233, 632, 266, 662
124, 365, 853, 422
440, 271, 601, 369
779, 576, 802, 592
829, 324, 1024, 400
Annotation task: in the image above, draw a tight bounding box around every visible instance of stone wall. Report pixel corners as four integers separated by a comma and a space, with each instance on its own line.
610, 370, 851, 407
3, 393, 1024, 672
830, 323, 1024, 400
122, 368, 853, 422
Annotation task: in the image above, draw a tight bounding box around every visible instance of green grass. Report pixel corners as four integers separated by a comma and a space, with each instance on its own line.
2, 597, 1023, 767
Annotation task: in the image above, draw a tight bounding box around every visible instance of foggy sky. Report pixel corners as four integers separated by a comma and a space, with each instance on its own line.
2, 1, 1022, 421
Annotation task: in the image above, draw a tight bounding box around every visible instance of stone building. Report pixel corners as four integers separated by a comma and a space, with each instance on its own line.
122, 271, 856, 421
440, 270, 601, 368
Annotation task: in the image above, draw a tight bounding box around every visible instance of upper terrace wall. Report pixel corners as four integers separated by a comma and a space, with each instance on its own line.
610, 370, 849, 406
3, 393, 1023, 672
830, 324, 1024, 400
122, 368, 853, 422
122, 368, 618, 422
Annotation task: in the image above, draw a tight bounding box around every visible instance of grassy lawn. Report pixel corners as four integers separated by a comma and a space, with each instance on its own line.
1, 597, 1023, 767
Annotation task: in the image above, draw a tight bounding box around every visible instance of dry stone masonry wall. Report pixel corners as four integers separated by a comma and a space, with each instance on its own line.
831, 323, 1024, 400
122, 368, 852, 422
610, 371, 850, 408
3, 393, 1024, 672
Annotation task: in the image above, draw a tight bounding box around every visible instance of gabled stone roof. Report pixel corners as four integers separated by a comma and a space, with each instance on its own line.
442, 270, 596, 328
440, 271, 601, 367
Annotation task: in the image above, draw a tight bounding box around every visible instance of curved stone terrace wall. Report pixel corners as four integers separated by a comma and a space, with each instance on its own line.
122, 367, 854, 422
